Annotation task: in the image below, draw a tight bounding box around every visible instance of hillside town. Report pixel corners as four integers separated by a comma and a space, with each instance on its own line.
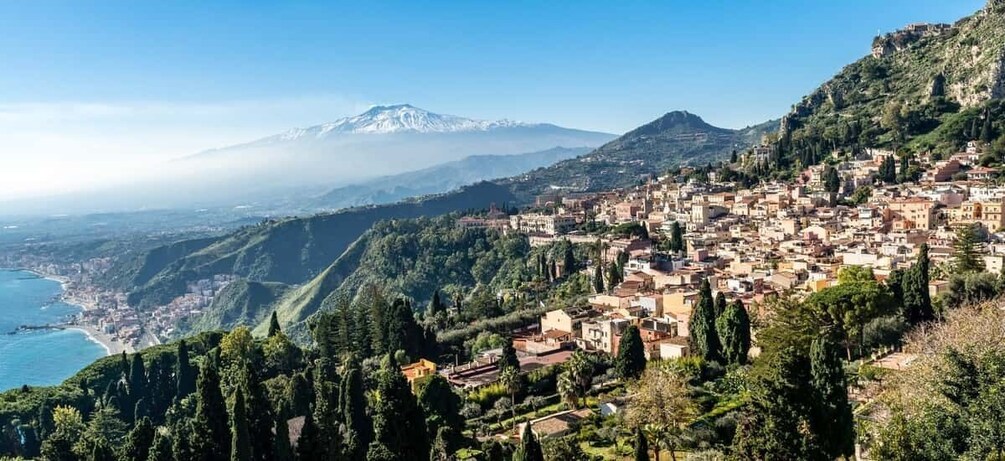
424, 138, 1005, 441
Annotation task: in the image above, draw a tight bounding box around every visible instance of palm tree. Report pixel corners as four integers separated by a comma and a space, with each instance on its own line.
499, 367, 522, 430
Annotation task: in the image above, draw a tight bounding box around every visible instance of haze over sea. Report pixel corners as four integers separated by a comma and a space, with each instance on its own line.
0, 269, 106, 391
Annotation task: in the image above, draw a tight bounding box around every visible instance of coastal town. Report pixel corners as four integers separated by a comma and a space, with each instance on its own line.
435, 139, 1004, 393
4, 138, 1002, 373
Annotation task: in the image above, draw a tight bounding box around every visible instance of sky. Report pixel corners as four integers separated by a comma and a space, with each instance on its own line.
0, 0, 986, 200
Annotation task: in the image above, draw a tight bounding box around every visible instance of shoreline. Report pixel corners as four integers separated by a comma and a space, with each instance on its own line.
3, 267, 129, 355
65, 325, 133, 355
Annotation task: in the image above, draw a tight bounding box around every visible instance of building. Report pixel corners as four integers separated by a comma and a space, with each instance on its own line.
401, 359, 437, 388
510, 213, 578, 235
887, 197, 937, 230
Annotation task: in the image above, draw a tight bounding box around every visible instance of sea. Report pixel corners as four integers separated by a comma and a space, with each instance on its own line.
0, 269, 107, 392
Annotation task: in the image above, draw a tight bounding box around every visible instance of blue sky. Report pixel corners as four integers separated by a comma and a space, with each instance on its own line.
0, 0, 985, 198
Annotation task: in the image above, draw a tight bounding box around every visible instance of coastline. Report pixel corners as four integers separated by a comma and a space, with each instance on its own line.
66, 325, 133, 355
2, 267, 129, 355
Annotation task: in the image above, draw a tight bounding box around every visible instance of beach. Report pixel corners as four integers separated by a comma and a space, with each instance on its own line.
68, 324, 133, 355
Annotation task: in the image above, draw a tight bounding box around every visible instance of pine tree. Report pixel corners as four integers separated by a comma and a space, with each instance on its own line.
633, 428, 649, 461
593, 265, 605, 293
194, 359, 230, 461
809, 333, 855, 460
717, 300, 752, 366
514, 423, 544, 461
230, 388, 252, 461
176, 340, 196, 399
714, 291, 727, 318
689, 277, 723, 363
953, 224, 985, 273
267, 311, 282, 338
615, 325, 646, 380
903, 243, 934, 324
367, 356, 429, 461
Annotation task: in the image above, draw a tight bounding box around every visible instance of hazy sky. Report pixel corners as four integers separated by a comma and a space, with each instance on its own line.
0, 0, 984, 200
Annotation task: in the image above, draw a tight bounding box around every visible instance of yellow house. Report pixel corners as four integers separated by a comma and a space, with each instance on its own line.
401, 359, 437, 388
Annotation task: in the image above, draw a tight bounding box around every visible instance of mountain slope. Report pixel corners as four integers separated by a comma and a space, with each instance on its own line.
314, 146, 590, 210
109, 109, 774, 322
180, 104, 614, 196
781, 2, 1005, 154
501, 112, 777, 200
176, 279, 291, 335
111, 182, 519, 308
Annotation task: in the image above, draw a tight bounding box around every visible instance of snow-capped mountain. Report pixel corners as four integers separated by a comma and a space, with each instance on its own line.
166, 105, 615, 208
277, 104, 531, 139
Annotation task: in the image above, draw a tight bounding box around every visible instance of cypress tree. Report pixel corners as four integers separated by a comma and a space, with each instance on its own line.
633, 428, 649, 461
514, 423, 544, 461
615, 325, 646, 380
689, 277, 723, 363
717, 300, 752, 366
809, 333, 855, 460
384, 299, 426, 361
903, 243, 934, 324
176, 340, 196, 399
267, 311, 282, 338
428, 291, 444, 317
194, 359, 230, 461
340, 363, 372, 461
670, 221, 684, 254
714, 291, 727, 318
607, 263, 621, 291
230, 388, 252, 461
311, 372, 342, 459
125, 354, 145, 403
90, 440, 116, 461
982, 108, 995, 144
417, 375, 463, 453
562, 244, 576, 277
731, 346, 821, 460
121, 417, 154, 461
499, 338, 520, 373
146, 431, 173, 461
295, 412, 322, 461
242, 368, 275, 461
272, 412, 292, 461
367, 356, 428, 461
593, 265, 605, 293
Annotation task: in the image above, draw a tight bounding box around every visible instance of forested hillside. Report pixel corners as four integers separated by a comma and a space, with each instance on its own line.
107, 182, 518, 309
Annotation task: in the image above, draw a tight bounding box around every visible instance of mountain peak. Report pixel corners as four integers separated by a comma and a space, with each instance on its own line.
622, 110, 725, 139
275, 104, 534, 137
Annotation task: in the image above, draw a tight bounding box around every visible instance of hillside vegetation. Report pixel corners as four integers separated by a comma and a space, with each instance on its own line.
108, 182, 518, 309
782, 2, 1005, 157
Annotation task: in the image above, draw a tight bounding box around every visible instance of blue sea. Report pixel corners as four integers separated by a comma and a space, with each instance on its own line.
0, 269, 107, 391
